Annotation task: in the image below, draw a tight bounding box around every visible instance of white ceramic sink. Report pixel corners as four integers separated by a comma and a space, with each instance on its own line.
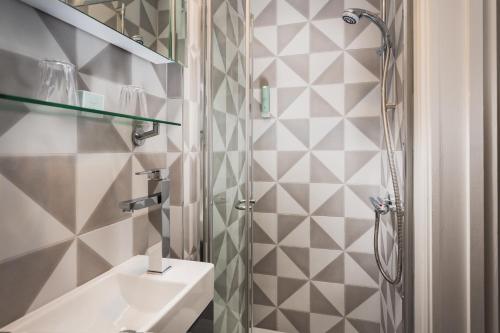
2, 256, 214, 333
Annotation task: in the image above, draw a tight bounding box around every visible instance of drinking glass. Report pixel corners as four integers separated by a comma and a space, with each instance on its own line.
119, 85, 151, 129
37, 60, 79, 105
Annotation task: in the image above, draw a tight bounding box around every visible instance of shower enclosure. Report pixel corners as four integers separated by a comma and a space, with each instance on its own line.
202, 0, 413, 332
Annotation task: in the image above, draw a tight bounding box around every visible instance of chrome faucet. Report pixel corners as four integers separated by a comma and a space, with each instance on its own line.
119, 168, 171, 274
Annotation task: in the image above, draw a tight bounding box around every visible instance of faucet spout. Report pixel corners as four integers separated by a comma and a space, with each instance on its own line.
119, 192, 162, 213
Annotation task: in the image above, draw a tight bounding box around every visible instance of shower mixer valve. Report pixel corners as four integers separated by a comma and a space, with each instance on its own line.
369, 195, 396, 215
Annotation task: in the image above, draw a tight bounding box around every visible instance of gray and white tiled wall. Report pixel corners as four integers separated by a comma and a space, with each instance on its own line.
0, 0, 202, 327
250, 0, 406, 332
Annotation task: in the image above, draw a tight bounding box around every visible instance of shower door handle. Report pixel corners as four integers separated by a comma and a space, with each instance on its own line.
235, 199, 255, 211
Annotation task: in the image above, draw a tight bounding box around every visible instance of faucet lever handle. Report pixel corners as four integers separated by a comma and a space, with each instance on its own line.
135, 168, 169, 181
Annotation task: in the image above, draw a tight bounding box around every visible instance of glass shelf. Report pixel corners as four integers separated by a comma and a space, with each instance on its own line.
0, 93, 181, 126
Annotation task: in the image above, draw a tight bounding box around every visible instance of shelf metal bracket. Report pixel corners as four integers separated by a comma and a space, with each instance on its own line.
132, 122, 159, 146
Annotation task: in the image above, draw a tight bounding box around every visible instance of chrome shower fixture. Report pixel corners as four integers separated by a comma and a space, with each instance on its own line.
342, 8, 392, 51
343, 6, 404, 286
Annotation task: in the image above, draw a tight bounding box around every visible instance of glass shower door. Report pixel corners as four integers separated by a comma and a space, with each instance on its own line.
209, 0, 250, 332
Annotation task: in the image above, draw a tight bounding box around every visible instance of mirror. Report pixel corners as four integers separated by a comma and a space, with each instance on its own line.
62, 0, 186, 65
21, 0, 186, 65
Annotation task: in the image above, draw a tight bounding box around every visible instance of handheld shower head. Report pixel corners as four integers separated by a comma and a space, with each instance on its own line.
342, 8, 391, 51
342, 10, 360, 24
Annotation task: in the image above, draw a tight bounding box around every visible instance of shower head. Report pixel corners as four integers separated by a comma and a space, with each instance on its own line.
342, 8, 391, 50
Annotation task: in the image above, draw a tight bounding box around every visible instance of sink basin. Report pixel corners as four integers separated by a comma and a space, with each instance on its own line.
2, 256, 214, 333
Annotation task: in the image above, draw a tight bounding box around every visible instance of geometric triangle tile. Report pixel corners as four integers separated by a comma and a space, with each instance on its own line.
254, 246, 278, 276
310, 183, 343, 213
311, 216, 345, 249
310, 118, 343, 148
312, 186, 345, 217
310, 313, 343, 333
345, 218, 373, 249
345, 82, 379, 115
254, 212, 278, 244
278, 277, 308, 305
277, 0, 308, 25
280, 281, 310, 312
348, 117, 381, 148
344, 253, 378, 288
0, 239, 72, 327
27, 239, 77, 313
310, 248, 342, 278
254, 273, 278, 306
0, 174, 74, 262
346, 48, 381, 79
313, 53, 344, 85
277, 247, 308, 279
277, 151, 307, 180
280, 55, 309, 83
345, 151, 379, 182
254, 182, 277, 213
280, 217, 310, 248
277, 22, 307, 54
280, 246, 309, 277
312, 0, 343, 20
279, 24, 309, 56
310, 23, 341, 52
278, 214, 307, 242
277, 308, 301, 333
280, 152, 310, 183
310, 152, 343, 184
253, 304, 277, 330
310, 88, 343, 117
76, 239, 112, 286
311, 280, 345, 316
278, 87, 307, 117
277, 183, 308, 215
280, 308, 310, 333
311, 18, 345, 49
347, 318, 380, 333
79, 218, 134, 266
344, 186, 374, 219
0, 156, 76, 233
77, 153, 130, 233
310, 218, 342, 250
313, 121, 345, 150
254, 0, 277, 27
311, 84, 345, 116
312, 253, 344, 283
344, 285, 378, 315
347, 291, 380, 322
285, 0, 309, 18
344, 119, 379, 151
310, 282, 341, 316
344, 51, 379, 84
79, 157, 132, 234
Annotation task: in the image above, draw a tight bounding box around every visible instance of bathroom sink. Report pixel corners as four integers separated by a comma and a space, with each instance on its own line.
2, 256, 214, 333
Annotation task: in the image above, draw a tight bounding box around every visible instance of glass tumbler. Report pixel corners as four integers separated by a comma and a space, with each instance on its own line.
37, 60, 79, 105
119, 85, 151, 129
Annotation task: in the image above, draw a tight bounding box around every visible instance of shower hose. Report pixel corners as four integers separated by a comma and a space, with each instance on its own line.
374, 47, 404, 285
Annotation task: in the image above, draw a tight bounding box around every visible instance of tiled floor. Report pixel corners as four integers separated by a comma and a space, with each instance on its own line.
253, 328, 282, 333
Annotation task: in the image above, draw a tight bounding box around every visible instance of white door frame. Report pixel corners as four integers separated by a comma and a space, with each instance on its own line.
413, 0, 497, 332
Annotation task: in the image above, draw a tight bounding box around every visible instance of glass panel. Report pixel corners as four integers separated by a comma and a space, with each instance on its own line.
0, 93, 181, 126
211, 0, 249, 332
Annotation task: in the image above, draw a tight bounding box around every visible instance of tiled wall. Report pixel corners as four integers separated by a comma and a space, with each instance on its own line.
250, 0, 406, 332
0, 0, 196, 327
